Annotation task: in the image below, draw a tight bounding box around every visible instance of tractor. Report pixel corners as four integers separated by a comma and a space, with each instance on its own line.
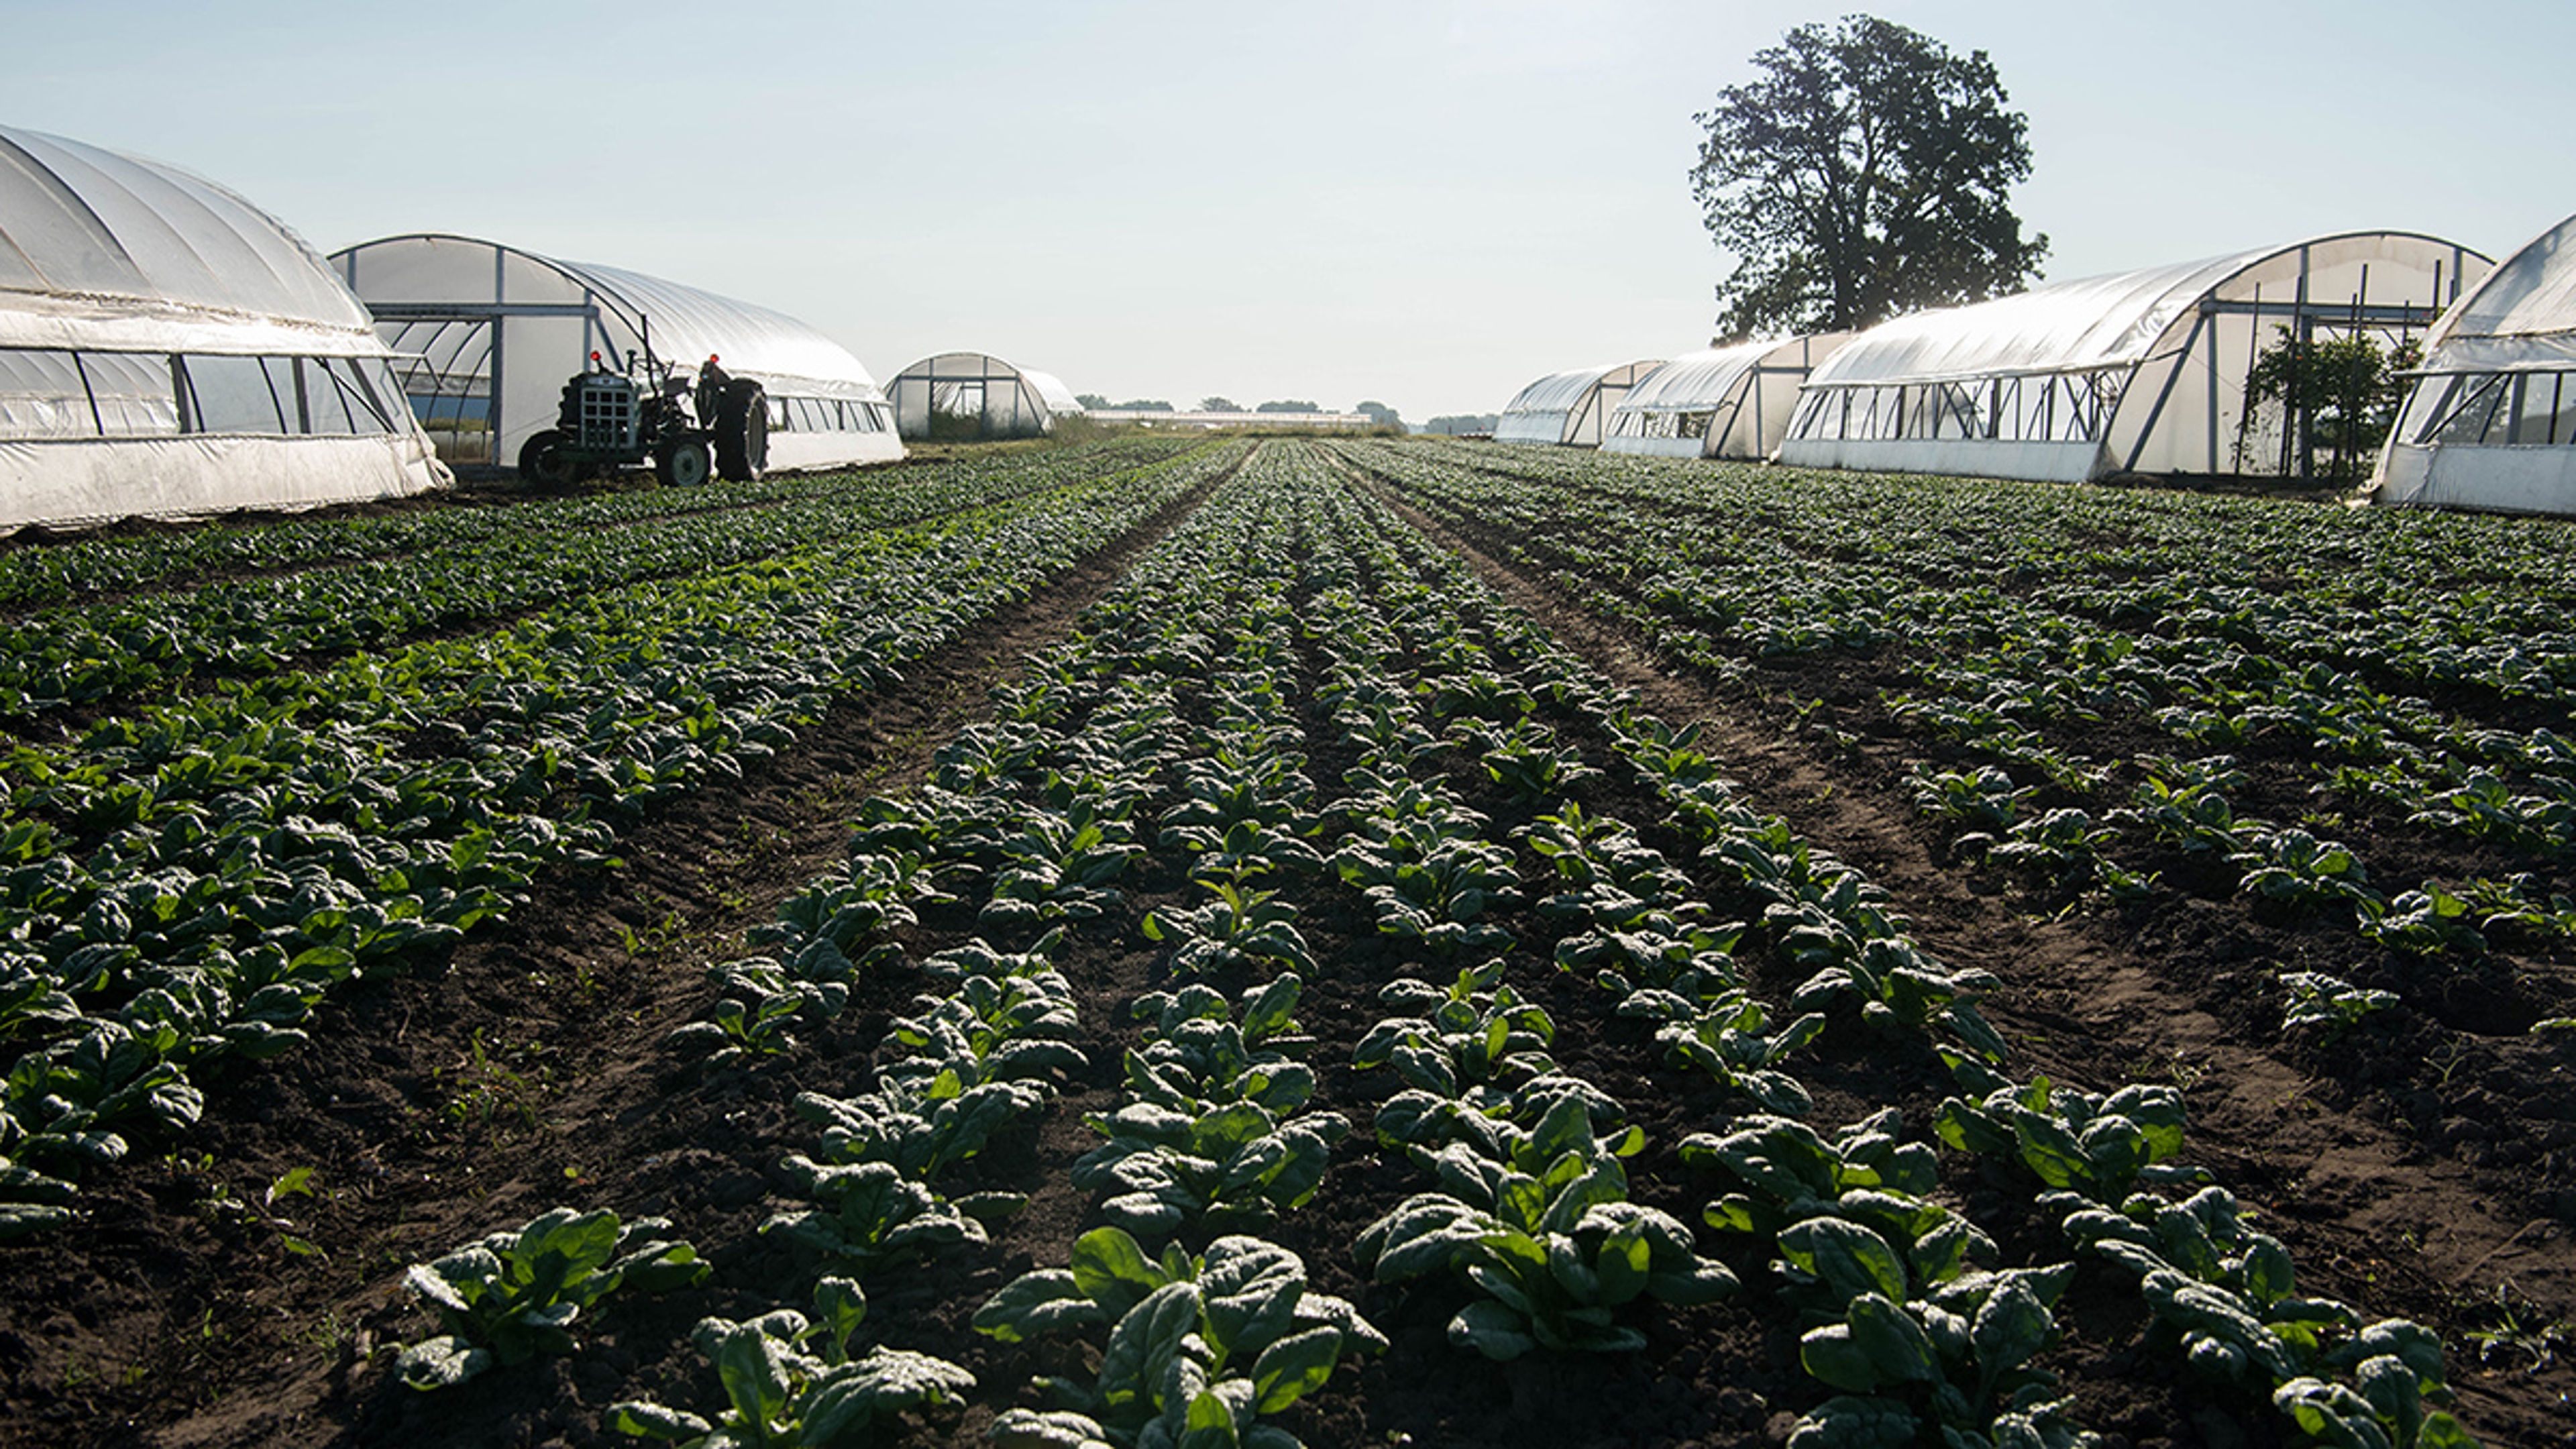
516, 348, 768, 487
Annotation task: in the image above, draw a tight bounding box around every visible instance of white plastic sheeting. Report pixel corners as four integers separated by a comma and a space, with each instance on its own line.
0, 123, 446, 527
331, 234, 901, 474
1779, 232, 2487, 484
1494, 361, 1662, 447
887, 352, 1081, 441
2377, 213, 2576, 515
1605, 334, 1853, 460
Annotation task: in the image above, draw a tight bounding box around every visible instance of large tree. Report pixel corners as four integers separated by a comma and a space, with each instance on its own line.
1690, 14, 2046, 337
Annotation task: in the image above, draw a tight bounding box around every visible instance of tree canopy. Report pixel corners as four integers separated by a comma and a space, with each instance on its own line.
1690, 13, 2046, 337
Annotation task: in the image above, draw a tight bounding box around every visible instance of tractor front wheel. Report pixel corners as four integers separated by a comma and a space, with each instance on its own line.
655, 438, 713, 488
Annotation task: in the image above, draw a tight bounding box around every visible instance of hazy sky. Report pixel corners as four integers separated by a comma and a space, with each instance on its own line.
8, 1, 2571, 421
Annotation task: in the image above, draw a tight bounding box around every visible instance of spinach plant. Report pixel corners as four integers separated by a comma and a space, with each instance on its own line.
973, 1227, 1382, 1448
1355, 1095, 1733, 1359
609, 1277, 975, 1447
398, 1207, 708, 1389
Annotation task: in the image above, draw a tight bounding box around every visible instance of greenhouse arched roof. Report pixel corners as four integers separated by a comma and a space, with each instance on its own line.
336, 234, 881, 395
2377, 212, 2576, 515
1801, 252, 2257, 388
1605, 333, 1851, 460
1782, 231, 2488, 483
2409, 212, 2576, 374
1618, 340, 1792, 413
0, 123, 381, 354
1495, 360, 1662, 446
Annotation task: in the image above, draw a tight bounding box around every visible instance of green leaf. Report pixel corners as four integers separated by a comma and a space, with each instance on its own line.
1785, 1395, 1919, 1449
990, 1407, 1116, 1449
2414, 1411, 2478, 1448
975, 1269, 1104, 1342
1971, 1276, 2053, 1381
1071, 1226, 1167, 1320
1779, 1218, 1909, 1307
1199, 1236, 1307, 1364
1593, 1216, 1654, 1305
1180, 1387, 1241, 1449
603, 1400, 712, 1440
813, 1276, 867, 1361
396, 1334, 491, 1391
804, 1347, 977, 1438
2272, 1377, 2396, 1449
710, 1319, 795, 1430
1801, 1294, 1937, 1393
1250, 1324, 1341, 1413
1448, 1299, 1538, 1361
1098, 1282, 1200, 1411
2010, 1112, 2091, 1191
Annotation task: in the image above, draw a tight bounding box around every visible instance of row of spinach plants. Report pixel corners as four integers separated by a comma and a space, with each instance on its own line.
0, 439, 1203, 728
0, 442, 1236, 1240
594, 440, 1385, 1446
0, 439, 1193, 616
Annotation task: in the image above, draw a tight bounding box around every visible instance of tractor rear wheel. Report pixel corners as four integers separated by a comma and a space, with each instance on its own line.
518, 429, 576, 488
714, 378, 769, 481
655, 438, 713, 487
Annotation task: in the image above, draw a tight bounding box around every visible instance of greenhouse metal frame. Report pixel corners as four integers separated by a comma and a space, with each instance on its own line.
1603, 333, 1853, 460
2376, 212, 2576, 515
1777, 232, 2489, 484
1493, 360, 1664, 447
330, 234, 902, 477
0, 123, 446, 528
886, 352, 1081, 441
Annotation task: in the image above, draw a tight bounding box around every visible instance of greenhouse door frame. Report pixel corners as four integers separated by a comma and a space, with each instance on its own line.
2120, 292, 2449, 478
371, 301, 603, 474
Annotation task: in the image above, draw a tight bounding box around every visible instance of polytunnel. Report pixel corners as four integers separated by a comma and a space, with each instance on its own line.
1603, 333, 1853, 460
1776, 231, 2489, 484
0, 123, 446, 529
1493, 361, 1663, 447
2375, 213, 2576, 515
329, 234, 902, 476
887, 352, 1081, 441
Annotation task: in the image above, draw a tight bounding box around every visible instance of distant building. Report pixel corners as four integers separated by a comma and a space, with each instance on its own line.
887, 352, 1081, 441
1083, 409, 1379, 429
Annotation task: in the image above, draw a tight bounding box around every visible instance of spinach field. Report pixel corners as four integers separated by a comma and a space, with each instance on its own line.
1, 436, 2567, 1448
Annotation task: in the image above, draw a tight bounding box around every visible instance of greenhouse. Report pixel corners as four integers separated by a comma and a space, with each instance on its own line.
1776, 231, 2489, 484
2375, 212, 2576, 515
887, 352, 1081, 441
1603, 333, 1853, 460
329, 234, 902, 477
0, 123, 445, 529
1493, 360, 1663, 447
